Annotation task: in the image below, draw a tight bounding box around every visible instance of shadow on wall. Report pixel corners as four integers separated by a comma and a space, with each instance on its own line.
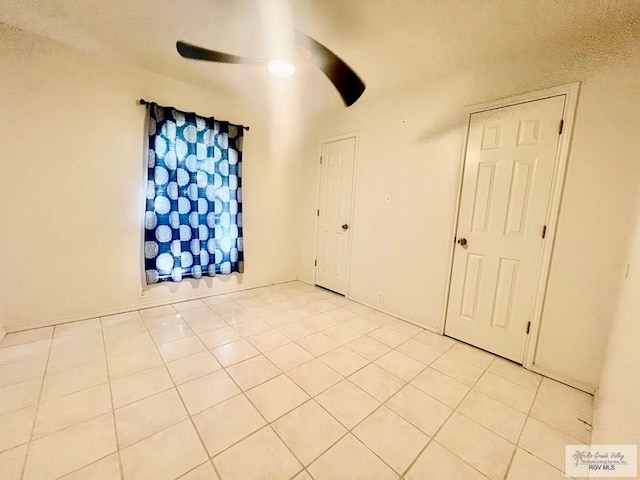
416, 114, 468, 144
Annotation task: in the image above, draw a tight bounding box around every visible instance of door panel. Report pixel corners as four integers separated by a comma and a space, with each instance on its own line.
315, 137, 356, 294
445, 96, 565, 362
490, 258, 519, 328
471, 162, 496, 232
460, 254, 484, 321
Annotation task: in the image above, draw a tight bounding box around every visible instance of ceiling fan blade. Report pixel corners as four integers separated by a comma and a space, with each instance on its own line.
176, 41, 265, 65
293, 30, 365, 107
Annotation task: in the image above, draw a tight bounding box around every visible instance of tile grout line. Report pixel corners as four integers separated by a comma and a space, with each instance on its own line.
4, 284, 589, 480
462, 367, 590, 453
501, 371, 545, 479
518, 391, 592, 445
10, 319, 427, 477
12, 314, 320, 477
274, 367, 390, 474
505, 375, 585, 479
173, 459, 217, 479
345, 343, 453, 478
50, 453, 116, 480
270, 411, 335, 480
422, 352, 574, 480
199, 299, 316, 477
25, 330, 417, 472
207, 355, 308, 477
216, 312, 434, 475
4, 295, 314, 454
99, 315, 126, 480
283, 332, 442, 477
138, 308, 229, 480
399, 353, 497, 479
17, 328, 55, 480
237, 299, 470, 471
41, 326, 124, 480
153, 293, 344, 476
302, 328, 451, 476
450, 364, 542, 445
187, 312, 422, 477
275, 389, 350, 470
86, 386, 178, 467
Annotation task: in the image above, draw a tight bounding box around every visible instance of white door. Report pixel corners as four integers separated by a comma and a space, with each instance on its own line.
445, 96, 565, 363
315, 137, 356, 295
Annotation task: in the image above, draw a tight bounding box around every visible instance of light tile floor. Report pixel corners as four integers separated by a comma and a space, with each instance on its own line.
0, 281, 593, 479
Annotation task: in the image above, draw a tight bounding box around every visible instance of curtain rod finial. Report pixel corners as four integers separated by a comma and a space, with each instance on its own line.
138, 99, 147, 105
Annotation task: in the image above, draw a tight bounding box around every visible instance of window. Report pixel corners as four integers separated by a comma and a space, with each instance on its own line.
143, 103, 244, 284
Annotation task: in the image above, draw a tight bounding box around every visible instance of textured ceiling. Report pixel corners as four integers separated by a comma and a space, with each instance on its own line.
2, 0, 640, 114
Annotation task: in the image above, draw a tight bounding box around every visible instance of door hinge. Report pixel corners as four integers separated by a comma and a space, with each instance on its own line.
559, 119, 564, 135
320, 156, 323, 164
317, 209, 320, 217
526, 321, 531, 334
542, 225, 547, 239
314, 259, 317, 267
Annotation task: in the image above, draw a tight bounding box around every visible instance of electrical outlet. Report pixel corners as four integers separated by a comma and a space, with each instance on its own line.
377, 292, 384, 303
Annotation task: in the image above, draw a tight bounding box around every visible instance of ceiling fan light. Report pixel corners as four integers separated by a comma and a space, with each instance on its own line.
268, 60, 295, 78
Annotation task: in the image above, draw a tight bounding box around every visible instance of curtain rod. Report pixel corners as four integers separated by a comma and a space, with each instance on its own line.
138, 99, 250, 131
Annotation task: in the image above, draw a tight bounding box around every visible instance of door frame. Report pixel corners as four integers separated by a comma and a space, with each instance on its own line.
312, 132, 360, 295
440, 83, 580, 370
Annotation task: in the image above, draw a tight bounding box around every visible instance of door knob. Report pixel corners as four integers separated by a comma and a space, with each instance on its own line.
341, 224, 349, 230
457, 237, 467, 246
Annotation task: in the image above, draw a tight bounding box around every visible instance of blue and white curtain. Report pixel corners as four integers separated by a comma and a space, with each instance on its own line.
144, 103, 244, 284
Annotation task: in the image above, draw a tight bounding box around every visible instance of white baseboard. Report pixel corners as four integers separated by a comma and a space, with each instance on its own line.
344, 296, 440, 333
303, 279, 440, 334
8, 277, 441, 338
9, 278, 300, 333
531, 364, 596, 394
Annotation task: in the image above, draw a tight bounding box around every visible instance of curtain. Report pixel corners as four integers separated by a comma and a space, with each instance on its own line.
144, 103, 244, 284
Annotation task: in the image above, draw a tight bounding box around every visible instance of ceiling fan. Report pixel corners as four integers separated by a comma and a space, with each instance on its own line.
176, 30, 366, 107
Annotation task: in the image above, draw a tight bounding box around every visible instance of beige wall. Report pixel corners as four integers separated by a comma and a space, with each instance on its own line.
0, 25, 301, 330
297, 46, 640, 389
592, 184, 640, 446
533, 55, 640, 388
